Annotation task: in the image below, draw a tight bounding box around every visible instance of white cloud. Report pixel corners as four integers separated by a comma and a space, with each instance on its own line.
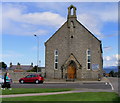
103, 54, 119, 67
78, 4, 117, 39
103, 46, 113, 52
113, 54, 120, 60
2, 3, 117, 37
3, 10, 65, 27
78, 13, 103, 38
2, 3, 65, 36
104, 56, 112, 61
21, 12, 65, 27
104, 54, 119, 61
96, 9, 118, 22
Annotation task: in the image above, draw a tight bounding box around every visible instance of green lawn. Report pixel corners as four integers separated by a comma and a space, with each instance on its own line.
2, 92, 120, 102
2, 88, 73, 95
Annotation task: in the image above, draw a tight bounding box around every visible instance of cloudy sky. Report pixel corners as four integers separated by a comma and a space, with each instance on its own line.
1, 2, 118, 67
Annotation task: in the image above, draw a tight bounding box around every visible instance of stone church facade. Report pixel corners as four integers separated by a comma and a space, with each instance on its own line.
45, 5, 103, 80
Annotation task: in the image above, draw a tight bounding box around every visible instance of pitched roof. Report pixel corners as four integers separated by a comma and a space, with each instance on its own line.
9, 65, 33, 70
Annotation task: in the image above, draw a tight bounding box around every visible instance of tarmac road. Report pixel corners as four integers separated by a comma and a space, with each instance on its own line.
107, 77, 118, 93
11, 82, 112, 90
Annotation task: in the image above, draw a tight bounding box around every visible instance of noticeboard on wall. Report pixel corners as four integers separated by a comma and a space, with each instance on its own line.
92, 64, 99, 71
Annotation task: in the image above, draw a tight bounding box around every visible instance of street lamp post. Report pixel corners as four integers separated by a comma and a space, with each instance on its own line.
34, 34, 39, 73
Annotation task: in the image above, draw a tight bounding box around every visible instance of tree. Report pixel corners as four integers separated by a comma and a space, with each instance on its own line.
0, 62, 7, 69
31, 62, 33, 67
10, 62, 12, 68
114, 72, 118, 77
17, 62, 20, 66
27, 66, 37, 72
109, 70, 114, 77
118, 70, 120, 78
16, 62, 21, 69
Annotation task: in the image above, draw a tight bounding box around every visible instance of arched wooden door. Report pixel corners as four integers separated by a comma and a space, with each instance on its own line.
67, 61, 76, 79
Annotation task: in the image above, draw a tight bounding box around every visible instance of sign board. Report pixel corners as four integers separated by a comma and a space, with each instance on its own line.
92, 64, 99, 71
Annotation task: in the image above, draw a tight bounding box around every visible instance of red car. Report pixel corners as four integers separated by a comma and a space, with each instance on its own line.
19, 74, 44, 84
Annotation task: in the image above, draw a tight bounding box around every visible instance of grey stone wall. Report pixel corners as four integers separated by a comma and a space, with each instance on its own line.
2, 72, 45, 82
45, 22, 70, 79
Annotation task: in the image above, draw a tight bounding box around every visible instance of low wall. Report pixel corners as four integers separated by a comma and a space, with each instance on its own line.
2, 72, 45, 82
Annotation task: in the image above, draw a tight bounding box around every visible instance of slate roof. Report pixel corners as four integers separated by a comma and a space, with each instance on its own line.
9, 65, 33, 70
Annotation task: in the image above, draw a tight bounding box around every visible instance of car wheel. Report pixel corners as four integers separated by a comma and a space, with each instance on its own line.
20, 80, 24, 84
35, 80, 40, 84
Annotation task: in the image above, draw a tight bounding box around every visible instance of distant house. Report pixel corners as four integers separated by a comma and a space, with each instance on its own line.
105, 73, 110, 77
9, 63, 33, 72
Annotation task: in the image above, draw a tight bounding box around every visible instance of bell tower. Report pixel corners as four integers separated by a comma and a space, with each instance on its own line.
67, 5, 77, 20
67, 5, 77, 28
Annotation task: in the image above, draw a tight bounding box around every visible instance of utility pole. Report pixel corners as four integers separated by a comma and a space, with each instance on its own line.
34, 34, 39, 73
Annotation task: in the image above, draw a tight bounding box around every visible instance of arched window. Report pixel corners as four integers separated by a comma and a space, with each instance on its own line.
54, 50, 58, 70
87, 49, 91, 70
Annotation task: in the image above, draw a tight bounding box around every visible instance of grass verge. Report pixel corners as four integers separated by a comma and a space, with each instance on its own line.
2, 88, 73, 95
2, 92, 120, 101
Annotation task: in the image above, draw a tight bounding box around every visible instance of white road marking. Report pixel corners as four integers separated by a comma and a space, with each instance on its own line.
109, 82, 114, 90
105, 82, 108, 85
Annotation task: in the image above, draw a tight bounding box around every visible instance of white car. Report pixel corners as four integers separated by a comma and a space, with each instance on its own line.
0, 75, 4, 84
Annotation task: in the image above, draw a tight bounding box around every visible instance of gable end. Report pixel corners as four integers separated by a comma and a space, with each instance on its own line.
76, 20, 101, 43
45, 21, 67, 46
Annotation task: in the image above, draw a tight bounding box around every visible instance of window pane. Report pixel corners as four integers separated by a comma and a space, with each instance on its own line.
55, 56, 58, 62
55, 63, 58, 69
88, 50, 90, 55
54, 50, 58, 69
55, 50, 58, 55
55, 59, 58, 62
88, 63, 90, 69
88, 56, 90, 62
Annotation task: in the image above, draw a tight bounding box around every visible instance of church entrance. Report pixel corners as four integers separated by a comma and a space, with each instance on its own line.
67, 60, 76, 80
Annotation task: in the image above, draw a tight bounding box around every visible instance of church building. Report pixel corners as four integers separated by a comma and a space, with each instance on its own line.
45, 5, 103, 80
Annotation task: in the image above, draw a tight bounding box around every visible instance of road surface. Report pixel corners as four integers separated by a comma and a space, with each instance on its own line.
11, 82, 112, 90
107, 77, 118, 93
